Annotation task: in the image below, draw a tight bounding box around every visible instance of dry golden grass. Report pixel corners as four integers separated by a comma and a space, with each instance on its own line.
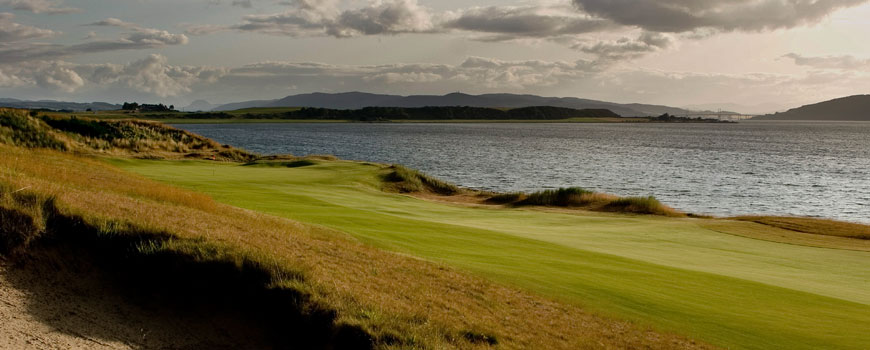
0, 109, 256, 162
733, 216, 870, 240
421, 184, 683, 217
0, 145, 712, 349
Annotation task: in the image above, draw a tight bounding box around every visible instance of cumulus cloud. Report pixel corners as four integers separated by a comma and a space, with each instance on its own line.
783, 53, 870, 70
0, 0, 79, 14
0, 12, 57, 42
443, 4, 615, 41
572, 0, 870, 33
0, 54, 228, 96
575, 32, 673, 60
191, 0, 435, 37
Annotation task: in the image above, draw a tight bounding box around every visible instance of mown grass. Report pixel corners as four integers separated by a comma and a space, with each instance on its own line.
0, 145, 709, 348
734, 216, 870, 240
116, 158, 870, 350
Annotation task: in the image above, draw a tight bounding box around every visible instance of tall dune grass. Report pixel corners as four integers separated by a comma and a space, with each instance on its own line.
484, 186, 682, 216
382, 165, 460, 195
0, 108, 257, 161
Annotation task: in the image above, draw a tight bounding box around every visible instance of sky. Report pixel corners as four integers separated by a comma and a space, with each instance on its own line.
1, 0, 870, 112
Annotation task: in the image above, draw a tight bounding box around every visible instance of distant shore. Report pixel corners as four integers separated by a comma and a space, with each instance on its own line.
42, 106, 735, 124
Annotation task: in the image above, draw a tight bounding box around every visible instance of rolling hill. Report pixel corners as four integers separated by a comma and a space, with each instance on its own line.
755, 95, 870, 120
0, 98, 119, 111
213, 92, 695, 117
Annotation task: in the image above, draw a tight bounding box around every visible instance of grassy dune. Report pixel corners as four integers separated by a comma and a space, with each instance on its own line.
114, 158, 870, 350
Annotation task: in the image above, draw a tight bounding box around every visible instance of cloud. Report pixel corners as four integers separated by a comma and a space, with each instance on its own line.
232, 0, 253, 8
0, 0, 79, 14
442, 4, 616, 40
783, 53, 870, 70
192, 0, 436, 37
572, 0, 870, 33
0, 54, 228, 96
87, 18, 139, 28
0, 12, 57, 42
0, 23, 188, 63
223, 55, 601, 94
574, 31, 674, 60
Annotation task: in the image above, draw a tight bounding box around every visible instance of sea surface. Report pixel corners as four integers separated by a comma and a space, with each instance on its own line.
174, 121, 870, 223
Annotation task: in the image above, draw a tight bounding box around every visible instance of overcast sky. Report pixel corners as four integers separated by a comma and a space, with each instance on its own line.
1, 0, 869, 112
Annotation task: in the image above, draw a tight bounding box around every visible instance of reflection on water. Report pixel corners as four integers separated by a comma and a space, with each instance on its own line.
174, 121, 870, 223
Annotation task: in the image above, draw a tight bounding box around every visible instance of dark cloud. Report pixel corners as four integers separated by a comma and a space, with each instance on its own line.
572, 0, 870, 32
443, 5, 616, 40
223, 0, 434, 37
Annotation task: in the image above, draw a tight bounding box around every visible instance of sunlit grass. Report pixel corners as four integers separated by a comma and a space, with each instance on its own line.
0, 142, 706, 348
115, 158, 870, 350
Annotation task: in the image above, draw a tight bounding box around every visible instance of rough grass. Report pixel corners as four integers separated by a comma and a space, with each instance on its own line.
0, 108, 257, 161
484, 186, 682, 217
734, 216, 870, 240
600, 196, 681, 216
0, 145, 710, 349
380, 164, 682, 217
519, 187, 596, 206
0, 109, 68, 150
382, 165, 460, 195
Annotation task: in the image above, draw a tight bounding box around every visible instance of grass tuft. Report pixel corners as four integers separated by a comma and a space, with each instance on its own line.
481, 186, 683, 217
601, 196, 681, 216
382, 165, 460, 195
519, 187, 595, 206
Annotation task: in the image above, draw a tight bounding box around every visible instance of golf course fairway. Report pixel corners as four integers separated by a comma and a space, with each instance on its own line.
112, 159, 870, 350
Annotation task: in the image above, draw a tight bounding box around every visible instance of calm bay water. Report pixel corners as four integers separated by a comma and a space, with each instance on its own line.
174, 121, 870, 223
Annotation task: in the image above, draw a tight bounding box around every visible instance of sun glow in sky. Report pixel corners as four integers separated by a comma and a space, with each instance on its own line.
2, 0, 870, 112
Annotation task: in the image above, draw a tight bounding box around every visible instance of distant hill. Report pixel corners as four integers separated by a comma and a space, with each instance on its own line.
755, 95, 870, 121
0, 98, 119, 111
213, 92, 695, 117
182, 100, 218, 112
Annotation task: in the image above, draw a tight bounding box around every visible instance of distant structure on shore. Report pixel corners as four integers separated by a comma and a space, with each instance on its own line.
673, 112, 755, 121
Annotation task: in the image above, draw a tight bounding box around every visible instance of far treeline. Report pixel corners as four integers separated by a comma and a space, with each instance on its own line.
151, 106, 623, 121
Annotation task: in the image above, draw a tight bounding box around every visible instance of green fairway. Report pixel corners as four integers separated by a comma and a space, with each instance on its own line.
113, 159, 870, 350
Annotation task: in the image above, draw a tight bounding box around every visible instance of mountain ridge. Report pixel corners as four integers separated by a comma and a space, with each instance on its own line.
0, 99, 119, 111
213, 92, 696, 117
754, 95, 870, 121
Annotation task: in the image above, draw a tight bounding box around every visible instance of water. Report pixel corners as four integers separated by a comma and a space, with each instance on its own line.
174, 121, 870, 223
